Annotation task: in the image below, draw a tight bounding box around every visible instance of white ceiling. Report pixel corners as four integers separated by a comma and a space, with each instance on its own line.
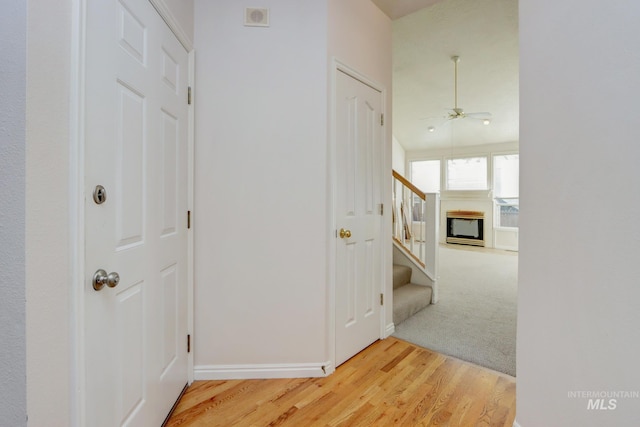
376, 0, 519, 152
372, 0, 445, 20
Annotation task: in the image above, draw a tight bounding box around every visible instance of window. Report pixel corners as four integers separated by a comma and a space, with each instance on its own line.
493, 154, 519, 198
495, 198, 519, 228
410, 160, 440, 193
446, 156, 488, 190
493, 154, 519, 228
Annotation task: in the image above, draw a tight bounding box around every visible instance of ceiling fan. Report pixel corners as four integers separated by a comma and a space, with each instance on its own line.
446, 55, 492, 123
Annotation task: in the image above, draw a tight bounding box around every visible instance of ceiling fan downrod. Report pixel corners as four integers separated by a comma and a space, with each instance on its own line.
452, 55, 461, 115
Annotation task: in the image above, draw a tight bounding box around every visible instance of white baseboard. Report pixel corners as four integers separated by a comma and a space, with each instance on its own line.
194, 361, 331, 380
385, 322, 395, 337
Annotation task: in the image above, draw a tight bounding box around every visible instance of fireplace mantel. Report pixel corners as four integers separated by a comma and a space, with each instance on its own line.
446, 210, 484, 220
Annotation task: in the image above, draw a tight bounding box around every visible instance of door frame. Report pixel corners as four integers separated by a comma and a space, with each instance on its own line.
69, 1, 195, 425
327, 59, 391, 374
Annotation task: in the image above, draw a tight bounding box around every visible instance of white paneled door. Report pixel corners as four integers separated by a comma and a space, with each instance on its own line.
84, 0, 189, 425
335, 69, 384, 366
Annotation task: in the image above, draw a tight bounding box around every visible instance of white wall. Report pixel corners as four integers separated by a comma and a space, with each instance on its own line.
25, 0, 73, 425
328, 0, 392, 90
193, 0, 329, 376
328, 0, 393, 332
518, 0, 640, 425
392, 135, 406, 175
0, 2, 27, 425
192, 0, 392, 376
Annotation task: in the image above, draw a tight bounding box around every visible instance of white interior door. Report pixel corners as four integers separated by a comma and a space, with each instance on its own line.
84, 0, 189, 425
335, 69, 384, 366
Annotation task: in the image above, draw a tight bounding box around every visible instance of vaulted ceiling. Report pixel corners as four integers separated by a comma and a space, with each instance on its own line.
372, 0, 445, 20
374, 0, 519, 151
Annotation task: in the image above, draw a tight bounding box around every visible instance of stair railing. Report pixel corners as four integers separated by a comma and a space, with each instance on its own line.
392, 170, 439, 293
392, 170, 426, 266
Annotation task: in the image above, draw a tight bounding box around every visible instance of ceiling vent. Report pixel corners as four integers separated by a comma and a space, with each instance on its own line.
244, 8, 270, 27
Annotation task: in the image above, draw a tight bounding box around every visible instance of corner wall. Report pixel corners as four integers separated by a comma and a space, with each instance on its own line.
0, 2, 27, 425
518, 0, 640, 424
193, 0, 329, 376
192, 0, 392, 375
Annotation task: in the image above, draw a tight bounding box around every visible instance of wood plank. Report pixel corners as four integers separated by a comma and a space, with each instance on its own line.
165, 337, 515, 427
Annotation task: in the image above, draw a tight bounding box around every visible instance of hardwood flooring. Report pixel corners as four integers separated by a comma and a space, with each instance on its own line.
166, 337, 516, 426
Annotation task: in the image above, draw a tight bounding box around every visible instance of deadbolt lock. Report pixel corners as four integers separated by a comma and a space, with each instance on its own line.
93, 185, 107, 204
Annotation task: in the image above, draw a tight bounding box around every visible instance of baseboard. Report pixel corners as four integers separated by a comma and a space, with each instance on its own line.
194, 361, 331, 380
385, 322, 395, 337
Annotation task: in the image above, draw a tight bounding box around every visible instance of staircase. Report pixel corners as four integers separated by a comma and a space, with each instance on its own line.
393, 264, 433, 325
391, 169, 440, 326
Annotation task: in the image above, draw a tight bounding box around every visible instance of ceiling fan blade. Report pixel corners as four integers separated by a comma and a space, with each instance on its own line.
465, 112, 492, 120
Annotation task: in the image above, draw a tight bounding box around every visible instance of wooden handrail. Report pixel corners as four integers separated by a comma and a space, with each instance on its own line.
392, 169, 426, 200
392, 237, 426, 268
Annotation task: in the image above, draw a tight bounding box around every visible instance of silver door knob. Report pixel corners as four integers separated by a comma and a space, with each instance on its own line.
93, 269, 120, 291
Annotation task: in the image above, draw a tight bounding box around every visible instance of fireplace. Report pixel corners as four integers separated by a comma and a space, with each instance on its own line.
446, 210, 485, 247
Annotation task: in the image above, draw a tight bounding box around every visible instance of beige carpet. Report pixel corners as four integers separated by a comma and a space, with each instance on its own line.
393, 244, 517, 376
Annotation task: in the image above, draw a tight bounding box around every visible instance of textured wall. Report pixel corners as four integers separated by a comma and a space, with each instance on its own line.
0, 1, 27, 425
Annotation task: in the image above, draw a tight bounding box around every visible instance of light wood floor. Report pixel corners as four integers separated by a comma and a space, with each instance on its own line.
166, 337, 515, 426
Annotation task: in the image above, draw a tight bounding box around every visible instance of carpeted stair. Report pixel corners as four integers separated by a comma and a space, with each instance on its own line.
393, 264, 432, 325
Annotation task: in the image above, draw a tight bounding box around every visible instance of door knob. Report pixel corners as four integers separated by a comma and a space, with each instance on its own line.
93, 269, 120, 291
339, 228, 352, 239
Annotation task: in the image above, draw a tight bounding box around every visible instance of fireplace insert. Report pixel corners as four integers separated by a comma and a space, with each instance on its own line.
446, 210, 485, 246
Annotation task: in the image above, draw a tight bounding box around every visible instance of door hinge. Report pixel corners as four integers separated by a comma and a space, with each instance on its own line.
379, 204, 384, 215
380, 113, 384, 126
187, 86, 192, 105
380, 293, 384, 305
187, 210, 191, 229
187, 334, 191, 353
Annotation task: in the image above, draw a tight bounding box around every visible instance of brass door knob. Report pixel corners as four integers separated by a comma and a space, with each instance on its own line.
339, 228, 352, 239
